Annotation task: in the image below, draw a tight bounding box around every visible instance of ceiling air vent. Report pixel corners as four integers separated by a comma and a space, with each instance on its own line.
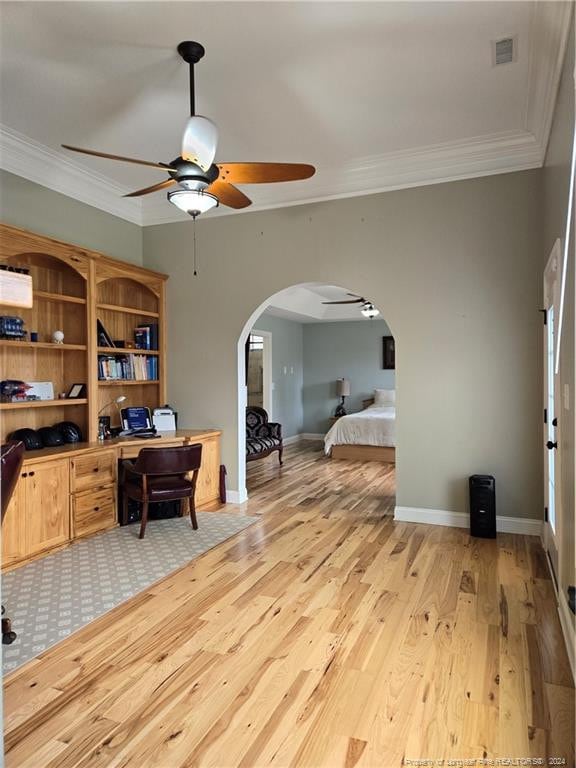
492, 36, 517, 66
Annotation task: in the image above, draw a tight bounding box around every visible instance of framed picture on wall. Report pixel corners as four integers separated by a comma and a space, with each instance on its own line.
383, 336, 395, 369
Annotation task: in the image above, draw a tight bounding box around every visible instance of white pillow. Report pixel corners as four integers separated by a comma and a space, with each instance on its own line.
374, 388, 395, 406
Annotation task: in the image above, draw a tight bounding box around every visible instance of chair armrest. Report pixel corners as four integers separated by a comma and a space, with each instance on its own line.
267, 422, 282, 440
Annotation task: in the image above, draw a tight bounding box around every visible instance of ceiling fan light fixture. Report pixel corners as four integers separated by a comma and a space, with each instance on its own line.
361, 303, 380, 319
167, 188, 219, 217
181, 115, 218, 172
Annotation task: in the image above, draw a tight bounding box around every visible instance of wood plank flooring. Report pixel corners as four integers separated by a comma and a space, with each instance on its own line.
4, 442, 574, 767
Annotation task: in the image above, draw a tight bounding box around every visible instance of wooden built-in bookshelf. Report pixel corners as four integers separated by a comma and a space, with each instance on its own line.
0, 224, 167, 442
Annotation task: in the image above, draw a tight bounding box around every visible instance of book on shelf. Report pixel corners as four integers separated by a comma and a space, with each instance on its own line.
134, 323, 158, 350
97, 319, 115, 348
98, 353, 158, 381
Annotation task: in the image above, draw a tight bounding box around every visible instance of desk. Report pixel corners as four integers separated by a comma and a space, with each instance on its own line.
2, 429, 221, 571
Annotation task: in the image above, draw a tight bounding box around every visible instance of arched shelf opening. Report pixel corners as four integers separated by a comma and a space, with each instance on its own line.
2, 251, 87, 300
95, 277, 163, 427
96, 277, 160, 316
0, 250, 90, 441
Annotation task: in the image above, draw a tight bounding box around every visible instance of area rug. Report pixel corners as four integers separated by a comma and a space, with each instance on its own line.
1, 511, 257, 673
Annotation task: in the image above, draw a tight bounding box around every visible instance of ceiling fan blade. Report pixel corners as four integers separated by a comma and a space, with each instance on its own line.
182, 116, 218, 172
322, 299, 364, 305
61, 144, 171, 170
217, 162, 315, 184
207, 180, 252, 209
123, 179, 176, 198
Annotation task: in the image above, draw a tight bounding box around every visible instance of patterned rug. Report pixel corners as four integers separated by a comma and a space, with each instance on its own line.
1, 511, 257, 673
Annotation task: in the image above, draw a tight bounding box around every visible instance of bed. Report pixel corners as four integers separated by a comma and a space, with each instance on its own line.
324, 389, 396, 463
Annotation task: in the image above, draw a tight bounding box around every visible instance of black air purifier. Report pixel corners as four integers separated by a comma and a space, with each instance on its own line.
469, 475, 496, 538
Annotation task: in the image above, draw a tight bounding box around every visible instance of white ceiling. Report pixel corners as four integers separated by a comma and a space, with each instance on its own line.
0, 1, 571, 226
263, 285, 384, 323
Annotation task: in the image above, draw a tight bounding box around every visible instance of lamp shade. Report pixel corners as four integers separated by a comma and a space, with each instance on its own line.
336, 378, 351, 397
167, 188, 219, 217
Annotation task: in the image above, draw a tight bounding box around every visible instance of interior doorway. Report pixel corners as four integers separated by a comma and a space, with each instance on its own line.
237, 283, 396, 502
246, 330, 272, 416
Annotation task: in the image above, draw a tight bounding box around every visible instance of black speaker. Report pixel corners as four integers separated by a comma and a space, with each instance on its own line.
469, 475, 496, 538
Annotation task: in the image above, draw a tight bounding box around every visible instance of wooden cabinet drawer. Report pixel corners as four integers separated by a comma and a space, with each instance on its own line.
73, 486, 116, 537
119, 441, 182, 460
71, 450, 116, 493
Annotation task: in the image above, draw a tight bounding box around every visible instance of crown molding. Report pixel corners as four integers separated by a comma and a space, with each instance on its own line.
0, 0, 570, 229
0, 125, 143, 226
0, 123, 545, 232
526, 0, 573, 155
140, 129, 543, 225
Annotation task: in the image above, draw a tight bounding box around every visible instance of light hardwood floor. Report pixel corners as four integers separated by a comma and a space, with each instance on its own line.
3, 442, 574, 767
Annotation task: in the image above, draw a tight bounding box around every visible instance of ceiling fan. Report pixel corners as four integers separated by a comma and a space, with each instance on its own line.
61, 41, 316, 217
322, 293, 380, 318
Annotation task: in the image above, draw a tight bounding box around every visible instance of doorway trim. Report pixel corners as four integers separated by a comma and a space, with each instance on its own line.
252, 329, 273, 418
543, 239, 562, 585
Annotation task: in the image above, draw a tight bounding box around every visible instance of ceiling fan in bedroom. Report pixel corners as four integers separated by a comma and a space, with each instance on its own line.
61, 41, 316, 217
322, 293, 380, 318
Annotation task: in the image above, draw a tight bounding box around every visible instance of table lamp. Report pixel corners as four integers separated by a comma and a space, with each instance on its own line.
97, 395, 126, 440
335, 378, 350, 417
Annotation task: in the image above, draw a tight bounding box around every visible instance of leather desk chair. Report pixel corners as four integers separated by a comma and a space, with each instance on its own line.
122, 443, 203, 539
1, 440, 25, 644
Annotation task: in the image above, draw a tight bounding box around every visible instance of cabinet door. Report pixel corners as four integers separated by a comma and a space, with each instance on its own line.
1, 472, 27, 567
195, 437, 220, 506
26, 459, 70, 556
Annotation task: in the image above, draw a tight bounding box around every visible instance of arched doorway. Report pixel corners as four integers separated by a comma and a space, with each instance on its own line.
236, 283, 397, 501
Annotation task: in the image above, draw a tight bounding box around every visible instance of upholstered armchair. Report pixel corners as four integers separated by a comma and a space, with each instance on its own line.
246, 406, 283, 465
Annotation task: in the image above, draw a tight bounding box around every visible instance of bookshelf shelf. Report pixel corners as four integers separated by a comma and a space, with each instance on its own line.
97, 347, 160, 356
98, 380, 160, 386
97, 303, 159, 318
0, 398, 88, 410
34, 291, 87, 305
0, 341, 87, 351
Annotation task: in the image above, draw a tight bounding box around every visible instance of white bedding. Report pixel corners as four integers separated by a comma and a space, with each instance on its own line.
324, 404, 396, 454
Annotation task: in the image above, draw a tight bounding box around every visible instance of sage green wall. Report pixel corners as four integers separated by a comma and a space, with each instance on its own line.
143, 169, 543, 520
542, 18, 574, 619
250, 313, 304, 438
303, 319, 394, 433
0, 170, 142, 265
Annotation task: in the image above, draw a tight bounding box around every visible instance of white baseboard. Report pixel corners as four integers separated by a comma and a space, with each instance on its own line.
226, 488, 248, 504
394, 505, 543, 537
540, 534, 576, 684
300, 433, 325, 440
557, 590, 576, 683
283, 434, 302, 446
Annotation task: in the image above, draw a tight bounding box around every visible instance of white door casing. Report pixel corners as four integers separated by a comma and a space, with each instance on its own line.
543, 239, 562, 582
